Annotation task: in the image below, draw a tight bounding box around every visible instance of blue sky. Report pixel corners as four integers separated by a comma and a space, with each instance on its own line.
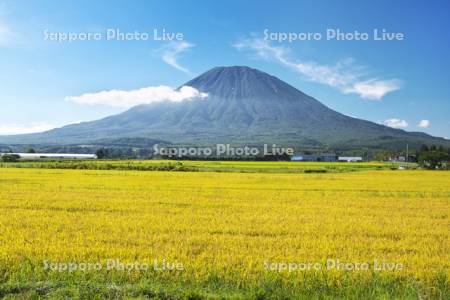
0, 0, 449, 138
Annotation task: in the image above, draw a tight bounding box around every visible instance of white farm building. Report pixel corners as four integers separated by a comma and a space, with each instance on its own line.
0, 153, 97, 160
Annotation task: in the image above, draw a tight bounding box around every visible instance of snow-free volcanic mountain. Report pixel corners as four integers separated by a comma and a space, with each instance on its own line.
1, 66, 447, 150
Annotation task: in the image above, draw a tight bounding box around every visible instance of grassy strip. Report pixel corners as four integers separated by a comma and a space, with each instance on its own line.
0, 160, 400, 174
1, 271, 448, 299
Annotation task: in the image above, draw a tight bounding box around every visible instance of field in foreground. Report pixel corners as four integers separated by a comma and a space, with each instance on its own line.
0, 167, 449, 299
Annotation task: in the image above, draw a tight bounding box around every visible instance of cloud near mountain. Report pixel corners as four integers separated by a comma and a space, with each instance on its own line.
419, 119, 430, 128
66, 85, 208, 108
0, 122, 56, 135
234, 37, 401, 100
384, 118, 408, 129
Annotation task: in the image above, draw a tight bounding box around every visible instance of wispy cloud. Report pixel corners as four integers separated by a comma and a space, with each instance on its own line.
418, 119, 430, 128
384, 118, 408, 129
0, 21, 14, 47
66, 85, 208, 108
234, 38, 401, 100
158, 41, 194, 74
0, 122, 56, 135
0, 2, 16, 47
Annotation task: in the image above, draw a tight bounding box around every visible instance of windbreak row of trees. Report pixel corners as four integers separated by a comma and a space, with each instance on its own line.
95, 147, 152, 159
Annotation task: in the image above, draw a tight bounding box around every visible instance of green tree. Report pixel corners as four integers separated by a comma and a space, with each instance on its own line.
1, 154, 20, 162
418, 145, 449, 169
95, 148, 107, 159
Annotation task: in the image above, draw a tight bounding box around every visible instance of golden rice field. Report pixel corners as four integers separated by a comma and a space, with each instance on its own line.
0, 166, 449, 299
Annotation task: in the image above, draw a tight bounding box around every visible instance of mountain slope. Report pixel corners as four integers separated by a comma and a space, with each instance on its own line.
0, 66, 447, 150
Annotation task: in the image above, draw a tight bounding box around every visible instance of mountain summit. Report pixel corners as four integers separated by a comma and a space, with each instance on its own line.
0, 66, 447, 150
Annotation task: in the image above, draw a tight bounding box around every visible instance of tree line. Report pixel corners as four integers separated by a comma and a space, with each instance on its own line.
416, 145, 450, 169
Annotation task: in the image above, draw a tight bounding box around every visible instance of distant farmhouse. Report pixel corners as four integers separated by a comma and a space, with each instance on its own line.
0, 153, 97, 160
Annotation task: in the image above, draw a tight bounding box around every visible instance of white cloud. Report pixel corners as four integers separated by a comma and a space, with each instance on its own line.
0, 122, 56, 135
0, 120, 86, 135
384, 118, 408, 129
234, 38, 401, 100
418, 119, 430, 128
342, 79, 402, 100
66, 85, 208, 108
159, 41, 194, 74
